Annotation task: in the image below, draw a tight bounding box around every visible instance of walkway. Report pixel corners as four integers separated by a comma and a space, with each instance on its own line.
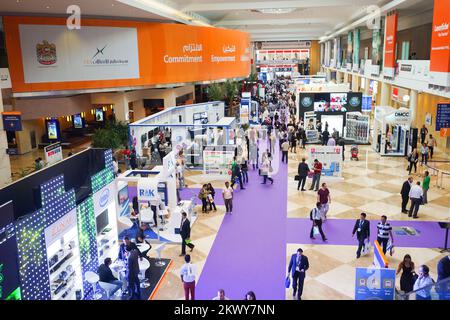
196, 143, 288, 300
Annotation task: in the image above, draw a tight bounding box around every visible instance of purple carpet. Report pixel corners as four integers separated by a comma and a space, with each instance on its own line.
286, 218, 445, 248
196, 147, 287, 300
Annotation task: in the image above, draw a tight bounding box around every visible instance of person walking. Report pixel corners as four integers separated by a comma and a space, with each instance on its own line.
180, 254, 196, 300
338, 138, 345, 161
400, 177, 413, 213
261, 156, 274, 184
287, 248, 310, 300
376, 215, 394, 255
352, 213, 370, 259
222, 181, 234, 214
327, 136, 336, 146
290, 134, 297, 153
427, 134, 437, 160
281, 139, 289, 164
231, 158, 245, 190
310, 202, 327, 241
198, 184, 209, 213
420, 125, 428, 145
297, 158, 310, 191
300, 127, 307, 149
422, 171, 430, 204
241, 160, 249, 184
413, 265, 433, 300
408, 181, 423, 219
207, 183, 217, 211
309, 159, 322, 191
420, 143, 429, 166
317, 183, 331, 221
179, 211, 195, 256
126, 246, 141, 300
321, 129, 330, 146
407, 148, 419, 175
396, 254, 416, 298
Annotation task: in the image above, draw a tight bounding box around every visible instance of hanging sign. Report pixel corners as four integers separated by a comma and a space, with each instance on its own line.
384, 13, 398, 78
2, 112, 22, 131
429, 0, 450, 87
137, 178, 159, 202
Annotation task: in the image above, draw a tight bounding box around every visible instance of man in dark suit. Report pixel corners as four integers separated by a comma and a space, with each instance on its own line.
126, 246, 141, 300
287, 248, 310, 300
180, 211, 195, 257
437, 254, 450, 300
352, 212, 371, 258
297, 158, 310, 191
400, 177, 413, 213
118, 237, 142, 260
98, 257, 123, 296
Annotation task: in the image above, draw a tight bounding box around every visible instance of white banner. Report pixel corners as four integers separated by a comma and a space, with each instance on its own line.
0, 68, 11, 89
19, 25, 139, 83
44, 142, 63, 165
44, 209, 77, 246
137, 178, 159, 202
162, 151, 176, 178
308, 146, 342, 177
93, 181, 116, 217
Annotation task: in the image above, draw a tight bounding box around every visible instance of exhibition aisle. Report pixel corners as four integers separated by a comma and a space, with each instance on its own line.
195, 147, 287, 300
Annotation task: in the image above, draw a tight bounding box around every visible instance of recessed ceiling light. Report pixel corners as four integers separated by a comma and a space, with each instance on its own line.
111, 3, 115, 6
46, 5, 50, 9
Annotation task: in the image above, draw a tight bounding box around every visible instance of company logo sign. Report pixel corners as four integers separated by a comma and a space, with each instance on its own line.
301, 96, 313, 108
36, 40, 57, 65
99, 188, 110, 207
139, 188, 156, 198
84, 44, 129, 65
349, 96, 361, 107
400, 64, 412, 72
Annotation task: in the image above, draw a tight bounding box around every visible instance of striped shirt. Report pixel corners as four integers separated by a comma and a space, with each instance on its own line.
377, 222, 392, 239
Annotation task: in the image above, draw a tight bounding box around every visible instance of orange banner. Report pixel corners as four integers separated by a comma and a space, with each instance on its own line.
383, 12, 398, 76
3, 16, 251, 93
429, 0, 450, 86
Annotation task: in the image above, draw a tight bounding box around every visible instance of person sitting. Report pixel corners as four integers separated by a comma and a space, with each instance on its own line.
98, 258, 123, 297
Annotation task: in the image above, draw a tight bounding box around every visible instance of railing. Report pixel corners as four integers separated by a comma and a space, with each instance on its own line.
423, 160, 450, 190
396, 277, 450, 300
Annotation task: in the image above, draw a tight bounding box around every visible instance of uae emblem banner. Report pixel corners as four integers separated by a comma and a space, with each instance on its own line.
429, 0, 450, 87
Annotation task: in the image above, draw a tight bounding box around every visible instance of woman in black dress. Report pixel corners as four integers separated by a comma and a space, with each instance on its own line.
207, 183, 217, 211
397, 254, 416, 298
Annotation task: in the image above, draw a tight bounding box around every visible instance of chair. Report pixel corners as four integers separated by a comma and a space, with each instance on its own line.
117, 216, 134, 234
140, 207, 154, 225
99, 281, 119, 300
153, 243, 167, 267
85, 271, 102, 300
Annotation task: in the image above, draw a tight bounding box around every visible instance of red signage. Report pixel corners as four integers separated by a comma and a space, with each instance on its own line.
384, 12, 398, 77
429, 0, 450, 86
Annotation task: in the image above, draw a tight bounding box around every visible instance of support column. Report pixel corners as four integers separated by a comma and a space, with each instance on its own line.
114, 93, 129, 123
380, 82, 391, 106
409, 89, 418, 127
351, 74, 359, 92
364, 78, 371, 96
0, 89, 12, 186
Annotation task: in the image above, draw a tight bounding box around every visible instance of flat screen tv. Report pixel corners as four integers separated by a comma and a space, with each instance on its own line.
95, 109, 104, 122
46, 119, 60, 140
313, 93, 330, 112
73, 114, 83, 129
96, 210, 109, 234
329, 93, 348, 112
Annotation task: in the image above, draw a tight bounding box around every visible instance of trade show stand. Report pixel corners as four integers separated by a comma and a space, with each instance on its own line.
0, 148, 119, 300
117, 166, 197, 244
307, 146, 344, 182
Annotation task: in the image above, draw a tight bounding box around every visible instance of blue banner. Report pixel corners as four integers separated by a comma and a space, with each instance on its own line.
2, 113, 22, 131
362, 95, 372, 112
355, 267, 396, 300
436, 103, 450, 131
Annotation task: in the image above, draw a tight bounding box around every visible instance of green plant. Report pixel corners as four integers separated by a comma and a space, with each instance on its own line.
223, 79, 239, 105
207, 82, 225, 102
92, 121, 129, 150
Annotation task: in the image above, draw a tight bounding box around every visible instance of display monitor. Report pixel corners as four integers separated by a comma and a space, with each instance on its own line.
96, 209, 109, 234
329, 93, 348, 112
95, 109, 104, 122
46, 119, 60, 140
118, 186, 129, 206
193, 112, 208, 125
73, 114, 83, 129
313, 93, 330, 112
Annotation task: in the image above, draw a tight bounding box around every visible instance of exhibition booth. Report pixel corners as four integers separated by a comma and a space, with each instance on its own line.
372, 106, 412, 156
298, 90, 364, 143
116, 152, 197, 244
0, 149, 120, 300
307, 146, 343, 181
129, 101, 239, 169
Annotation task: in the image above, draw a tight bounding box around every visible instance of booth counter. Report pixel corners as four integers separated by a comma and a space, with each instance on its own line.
372, 106, 411, 156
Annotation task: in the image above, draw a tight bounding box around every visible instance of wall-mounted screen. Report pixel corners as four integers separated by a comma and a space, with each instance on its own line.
313, 93, 330, 112
73, 114, 83, 129
329, 93, 348, 112
193, 112, 208, 125
96, 209, 109, 234
95, 109, 104, 122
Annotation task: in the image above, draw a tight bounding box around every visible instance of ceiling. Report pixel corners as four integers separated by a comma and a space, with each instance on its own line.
0, 0, 435, 41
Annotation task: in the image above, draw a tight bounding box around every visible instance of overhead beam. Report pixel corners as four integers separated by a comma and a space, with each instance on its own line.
244, 28, 328, 34
182, 0, 375, 12
215, 18, 336, 27
251, 35, 319, 41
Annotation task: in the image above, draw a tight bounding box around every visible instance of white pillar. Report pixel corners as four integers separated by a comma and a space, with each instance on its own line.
364, 78, 371, 96
409, 90, 418, 127
380, 82, 391, 106
0, 88, 12, 186
114, 93, 129, 123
